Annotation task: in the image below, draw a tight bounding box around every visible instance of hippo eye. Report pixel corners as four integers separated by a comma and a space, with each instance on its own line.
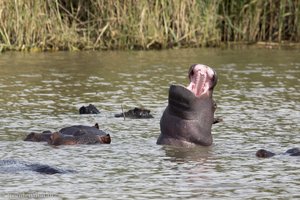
188, 70, 194, 80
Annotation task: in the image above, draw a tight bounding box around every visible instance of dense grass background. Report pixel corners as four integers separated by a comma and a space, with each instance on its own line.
0, 0, 299, 51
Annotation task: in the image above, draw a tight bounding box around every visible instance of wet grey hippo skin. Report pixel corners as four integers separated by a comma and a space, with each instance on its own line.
157, 64, 218, 147
79, 104, 100, 114
256, 148, 300, 158
24, 123, 111, 145
0, 160, 74, 174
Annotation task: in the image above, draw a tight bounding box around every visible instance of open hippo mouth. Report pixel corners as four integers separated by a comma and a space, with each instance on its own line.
168, 64, 218, 115
187, 64, 217, 97
158, 64, 218, 147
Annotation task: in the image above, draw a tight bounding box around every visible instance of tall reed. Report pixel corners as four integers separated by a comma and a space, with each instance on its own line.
218, 0, 300, 43
0, 0, 299, 51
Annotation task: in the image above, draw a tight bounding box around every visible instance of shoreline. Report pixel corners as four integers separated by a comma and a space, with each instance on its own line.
1, 41, 300, 53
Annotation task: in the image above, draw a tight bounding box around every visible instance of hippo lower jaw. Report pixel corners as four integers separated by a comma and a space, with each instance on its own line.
157, 64, 217, 147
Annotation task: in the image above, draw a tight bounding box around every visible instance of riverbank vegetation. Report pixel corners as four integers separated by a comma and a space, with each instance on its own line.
0, 0, 299, 51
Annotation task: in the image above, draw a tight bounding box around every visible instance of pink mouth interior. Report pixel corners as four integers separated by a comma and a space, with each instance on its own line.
186, 65, 214, 97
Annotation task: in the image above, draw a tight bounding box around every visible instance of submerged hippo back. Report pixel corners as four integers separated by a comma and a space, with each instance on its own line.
0, 160, 74, 174
50, 125, 111, 145
59, 125, 107, 136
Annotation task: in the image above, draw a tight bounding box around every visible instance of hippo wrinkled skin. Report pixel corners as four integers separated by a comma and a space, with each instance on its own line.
157, 64, 218, 147
256, 148, 300, 158
24, 123, 111, 145
115, 107, 154, 119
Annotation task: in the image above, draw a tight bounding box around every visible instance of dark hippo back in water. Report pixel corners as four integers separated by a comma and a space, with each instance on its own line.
0, 160, 75, 174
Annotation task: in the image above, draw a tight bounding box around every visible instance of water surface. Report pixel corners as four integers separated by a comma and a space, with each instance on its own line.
0, 48, 299, 199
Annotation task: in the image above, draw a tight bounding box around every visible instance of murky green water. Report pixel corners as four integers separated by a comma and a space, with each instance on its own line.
0, 48, 299, 199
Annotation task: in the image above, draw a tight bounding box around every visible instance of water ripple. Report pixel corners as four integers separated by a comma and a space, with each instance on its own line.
0, 49, 299, 199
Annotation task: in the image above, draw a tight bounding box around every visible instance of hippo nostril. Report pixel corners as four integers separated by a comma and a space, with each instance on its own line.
190, 70, 194, 76
188, 70, 194, 80
188, 64, 197, 79
211, 70, 218, 86
106, 134, 110, 137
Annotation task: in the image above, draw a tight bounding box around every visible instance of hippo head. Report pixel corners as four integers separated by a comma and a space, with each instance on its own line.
256, 149, 276, 158
98, 134, 111, 144
24, 131, 52, 142
157, 64, 218, 147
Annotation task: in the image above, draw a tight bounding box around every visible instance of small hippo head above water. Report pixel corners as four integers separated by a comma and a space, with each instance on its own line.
256, 148, 300, 158
114, 107, 154, 119
79, 104, 100, 114
157, 64, 218, 147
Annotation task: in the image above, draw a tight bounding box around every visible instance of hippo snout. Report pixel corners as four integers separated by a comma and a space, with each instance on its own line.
100, 134, 111, 144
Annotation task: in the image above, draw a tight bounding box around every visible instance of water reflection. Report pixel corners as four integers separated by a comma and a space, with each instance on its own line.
161, 146, 213, 163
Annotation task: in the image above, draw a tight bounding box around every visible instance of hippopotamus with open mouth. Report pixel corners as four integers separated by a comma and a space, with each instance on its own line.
24, 123, 111, 145
157, 64, 218, 147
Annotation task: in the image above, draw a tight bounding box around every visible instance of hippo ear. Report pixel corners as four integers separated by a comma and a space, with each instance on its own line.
94, 123, 99, 129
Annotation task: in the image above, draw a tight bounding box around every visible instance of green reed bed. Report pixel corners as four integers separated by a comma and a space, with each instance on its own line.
219, 0, 299, 43
0, 0, 299, 52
